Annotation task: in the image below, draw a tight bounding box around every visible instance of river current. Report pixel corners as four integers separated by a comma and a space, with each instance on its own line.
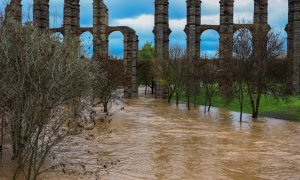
1, 94, 300, 179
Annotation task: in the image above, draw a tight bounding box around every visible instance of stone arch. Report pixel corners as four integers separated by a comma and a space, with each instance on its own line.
233, 28, 254, 40
233, 25, 254, 36
107, 26, 139, 97
108, 31, 125, 59
80, 31, 93, 57
107, 26, 139, 61
199, 25, 220, 35
200, 29, 220, 58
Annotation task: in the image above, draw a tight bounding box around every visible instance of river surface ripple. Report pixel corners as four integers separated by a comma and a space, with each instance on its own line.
1, 95, 300, 179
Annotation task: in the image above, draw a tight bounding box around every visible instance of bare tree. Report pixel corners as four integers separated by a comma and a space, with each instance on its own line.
154, 45, 198, 109
170, 46, 186, 105
0, 17, 91, 180
248, 27, 286, 118
91, 56, 127, 115
232, 26, 286, 119
232, 28, 253, 121
182, 56, 196, 110
154, 45, 185, 103
199, 53, 219, 113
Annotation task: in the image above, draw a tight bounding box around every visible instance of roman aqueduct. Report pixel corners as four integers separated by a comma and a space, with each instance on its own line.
4, 0, 300, 96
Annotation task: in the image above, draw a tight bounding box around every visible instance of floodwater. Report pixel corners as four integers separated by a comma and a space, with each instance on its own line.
1, 93, 300, 179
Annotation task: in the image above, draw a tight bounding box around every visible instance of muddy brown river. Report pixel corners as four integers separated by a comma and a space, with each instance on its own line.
1, 94, 300, 179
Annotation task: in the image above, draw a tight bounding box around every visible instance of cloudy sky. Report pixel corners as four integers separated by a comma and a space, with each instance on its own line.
0, 0, 288, 57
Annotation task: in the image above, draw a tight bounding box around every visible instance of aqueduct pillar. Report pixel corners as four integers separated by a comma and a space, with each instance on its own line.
93, 0, 109, 61
153, 0, 171, 62
254, 0, 268, 24
219, 0, 234, 95
287, 0, 300, 94
5, 0, 22, 22
153, 0, 171, 98
33, 0, 50, 31
124, 31, 139, 97
63, 0, 80, 38
185, 0, 201, 61
253, 0, 269, 67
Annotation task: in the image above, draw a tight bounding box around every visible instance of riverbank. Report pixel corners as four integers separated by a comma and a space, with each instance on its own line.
172, 94, 300, 121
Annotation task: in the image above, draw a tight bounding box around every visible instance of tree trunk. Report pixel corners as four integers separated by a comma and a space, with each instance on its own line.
168, 94, 172, 103
204, 95, 208, 113
254, 94, 261, 119
13, 166, 21, 180
0, 116, 3, 152
152, 81, 155, 94
11, 116, 22, 157
252, 111, 258, 118
208, 96, 212, 112
251, 94, 261, 119
239, 86, 243, 122
187, 96, 191, 110
104, 103, 108, 114
240, 104, 243, 122
176, 95, 179, 106
248, 93, 256, 119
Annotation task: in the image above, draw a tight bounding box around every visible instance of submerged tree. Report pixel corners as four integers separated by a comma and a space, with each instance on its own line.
154, 45, 189, 104
169, 46, 187, 104
199, 53, 219, 113
91, 56, 128, 114
232, 26, 287, 119
232, 28, 253, 121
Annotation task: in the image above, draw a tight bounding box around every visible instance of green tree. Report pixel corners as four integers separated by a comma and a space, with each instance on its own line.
138, 42, 155, 93
139, 42, 155, 60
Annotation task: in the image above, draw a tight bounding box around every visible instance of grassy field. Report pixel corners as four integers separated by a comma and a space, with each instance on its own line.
173, 94, 300, 121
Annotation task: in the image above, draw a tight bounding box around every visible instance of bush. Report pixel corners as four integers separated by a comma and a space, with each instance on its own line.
0, 17, 90, 179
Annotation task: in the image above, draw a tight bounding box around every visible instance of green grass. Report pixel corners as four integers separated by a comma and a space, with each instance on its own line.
173, 94, 300, 121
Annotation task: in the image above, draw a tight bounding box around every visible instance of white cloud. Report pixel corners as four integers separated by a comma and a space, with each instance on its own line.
202, 15, 220, 25
170, 18, 186, 33
112, 14, 222, 34
234, 0, 253, 7
112, 14, 189, 36
112, 14, 154, 34
203, 0, 220, 6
